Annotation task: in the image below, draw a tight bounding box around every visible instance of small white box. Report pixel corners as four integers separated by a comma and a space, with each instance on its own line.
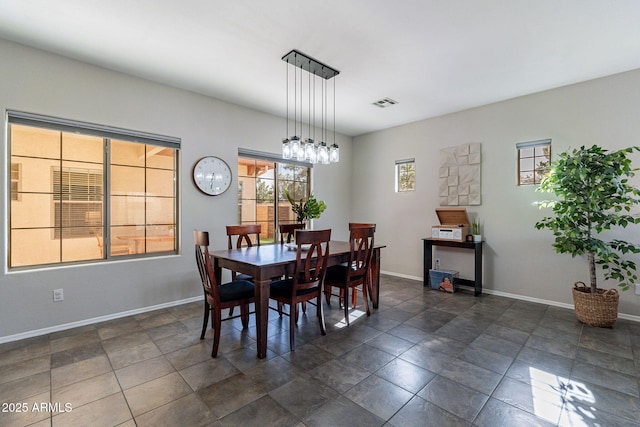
431, 208, 470, 242
431, 227, 465, 241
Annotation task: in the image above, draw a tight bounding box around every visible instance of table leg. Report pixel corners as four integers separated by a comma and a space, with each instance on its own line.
254, 278, 270, 359
369, 248, 382, 309
423, 240, 433, 287
474, 243, 483, 296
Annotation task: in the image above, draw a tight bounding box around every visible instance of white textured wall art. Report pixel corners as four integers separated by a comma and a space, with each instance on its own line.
439, 143, 481, 206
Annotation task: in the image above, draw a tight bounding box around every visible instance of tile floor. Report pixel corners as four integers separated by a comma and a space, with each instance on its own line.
1, 275, 639, 427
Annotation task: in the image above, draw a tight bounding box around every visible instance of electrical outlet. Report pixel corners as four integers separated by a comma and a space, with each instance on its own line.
53, 289, 64, 302
635, 283, 640, 296
435, 258, 441, 270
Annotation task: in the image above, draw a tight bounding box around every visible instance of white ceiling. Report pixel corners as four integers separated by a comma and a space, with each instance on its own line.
2, 0, 640, 137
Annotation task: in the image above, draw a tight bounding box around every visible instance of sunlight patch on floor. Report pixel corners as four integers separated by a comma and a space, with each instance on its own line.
561, 377, 599, 426
333, 309, 366, 328
528, 367, 598, 425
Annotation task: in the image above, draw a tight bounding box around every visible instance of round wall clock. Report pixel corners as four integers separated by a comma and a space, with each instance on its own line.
192, 156, 232, 196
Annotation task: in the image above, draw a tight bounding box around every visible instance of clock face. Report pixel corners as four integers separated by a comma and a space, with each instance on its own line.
192, 156, 232, 196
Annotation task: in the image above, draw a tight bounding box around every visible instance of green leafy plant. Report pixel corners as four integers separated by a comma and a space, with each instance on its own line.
283, 189, 327, 223
535, 145, 640, 292
472, 218, 481, 235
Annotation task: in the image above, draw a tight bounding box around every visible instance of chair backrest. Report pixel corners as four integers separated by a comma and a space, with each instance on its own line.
347, 225, 375, 283
290, 229, 332, 294
226, 224, 261, 249
349, 222, 376, 232
279, 223, 306, 244
194, 229, 220, 303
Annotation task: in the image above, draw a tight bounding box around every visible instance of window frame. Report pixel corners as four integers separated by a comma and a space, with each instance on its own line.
516, 139, 552, 186
237, 149, 312, 244
7, 111, 180, 270
395, 158, 416, 192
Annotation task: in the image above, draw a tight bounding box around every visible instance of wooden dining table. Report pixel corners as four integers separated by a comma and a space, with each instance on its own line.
209, 240, 385, 358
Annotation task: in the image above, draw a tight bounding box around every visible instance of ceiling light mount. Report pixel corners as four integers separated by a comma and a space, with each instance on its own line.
282, 49, 340, 164
281, 49, 340, 80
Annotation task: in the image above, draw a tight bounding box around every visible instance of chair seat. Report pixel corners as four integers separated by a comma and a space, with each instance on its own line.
270, 278, 319, 298
325, 264, 348, 282
219, 280, 255, 302
235, 273, 253, 281
326, 264, 365, 284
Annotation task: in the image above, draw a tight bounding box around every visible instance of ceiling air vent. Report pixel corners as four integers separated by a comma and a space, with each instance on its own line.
372, 98, 398, 108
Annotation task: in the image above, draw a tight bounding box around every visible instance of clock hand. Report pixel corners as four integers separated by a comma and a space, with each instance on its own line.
210, 175, 215, 189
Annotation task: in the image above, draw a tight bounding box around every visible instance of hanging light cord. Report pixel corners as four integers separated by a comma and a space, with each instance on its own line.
286, 59, 289, 138
333, 76, 336, 144
293, 54, 297, 138
308, 60, 312, 140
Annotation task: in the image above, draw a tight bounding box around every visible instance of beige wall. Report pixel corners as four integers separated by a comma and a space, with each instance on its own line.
353, 68, 640, 319
0, 38, 353, 340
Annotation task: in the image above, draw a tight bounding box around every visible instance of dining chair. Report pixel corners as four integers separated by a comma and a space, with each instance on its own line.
226, 224, 261, 281
279, 223, 306, 244
324, 225, 375, 326
325, 223, 377, 308
269, 229, 331, 351
347, 223, 376, 306
278, 222, 307, 314
194, 229, 255, 357
95, 232, 132, 257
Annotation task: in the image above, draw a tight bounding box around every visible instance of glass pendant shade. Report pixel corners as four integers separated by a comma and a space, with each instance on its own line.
318, 142, 329, 164
296, 142, 306, 161
304, 138, 315, 160
299, 139, 306, 159
329, 143, 339, 163
282, 138, 292, 159
290, 136, 301, 158
310, 149, 318, 164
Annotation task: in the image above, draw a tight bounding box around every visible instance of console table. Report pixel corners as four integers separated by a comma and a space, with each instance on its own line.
422, 238, 483, 296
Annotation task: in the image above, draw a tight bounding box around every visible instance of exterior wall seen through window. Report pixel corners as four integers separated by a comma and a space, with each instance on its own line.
8, 117, 179, 269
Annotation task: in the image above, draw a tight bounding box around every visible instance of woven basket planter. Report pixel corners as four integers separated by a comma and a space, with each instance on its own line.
572, 281, 619, 327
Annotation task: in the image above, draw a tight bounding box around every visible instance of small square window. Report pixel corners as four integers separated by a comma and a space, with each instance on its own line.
516, 139, 551, 186
395, 159, 415, 192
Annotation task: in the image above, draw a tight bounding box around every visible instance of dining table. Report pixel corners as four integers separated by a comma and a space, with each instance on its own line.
209, 240, 385, 358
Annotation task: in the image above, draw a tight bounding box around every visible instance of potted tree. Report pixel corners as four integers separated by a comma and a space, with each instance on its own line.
535, 145, 640, 327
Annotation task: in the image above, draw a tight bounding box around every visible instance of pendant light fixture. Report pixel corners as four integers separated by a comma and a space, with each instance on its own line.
282, 49, 339, 164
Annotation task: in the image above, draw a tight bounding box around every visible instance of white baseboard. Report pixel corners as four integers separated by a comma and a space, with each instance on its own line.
380, 271, 640, 324
380, 270, 422, 281
3, 272, 639, 344
0, 296, 202, 345
483, 288, 640, 323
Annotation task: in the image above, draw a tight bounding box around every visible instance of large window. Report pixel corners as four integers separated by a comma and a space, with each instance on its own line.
8, 112, 179, 268
238, 151, 310, 243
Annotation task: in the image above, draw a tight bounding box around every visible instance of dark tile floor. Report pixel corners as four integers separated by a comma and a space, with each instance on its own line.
1, 275, 639, 426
